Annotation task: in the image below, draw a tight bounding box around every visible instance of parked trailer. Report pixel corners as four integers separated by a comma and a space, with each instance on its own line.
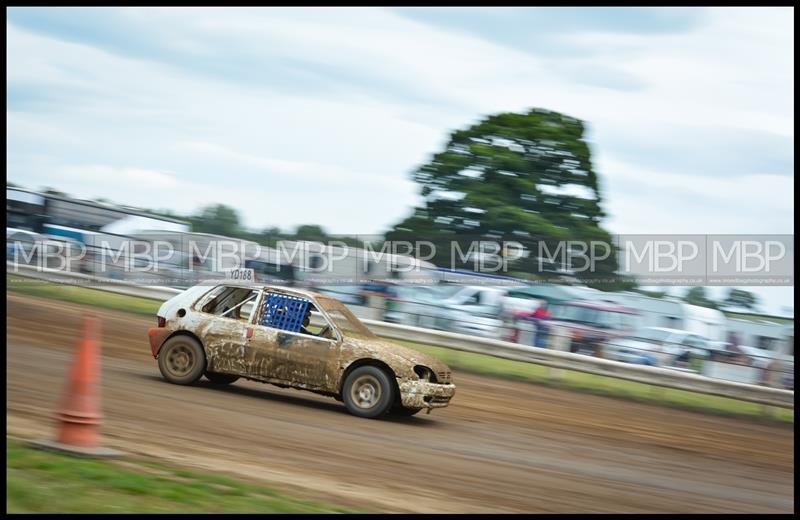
596, 292, 684, 331
724, 317, 792, 354
681, 304, 727, 341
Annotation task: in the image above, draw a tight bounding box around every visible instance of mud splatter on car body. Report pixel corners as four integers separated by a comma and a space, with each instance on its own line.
147, 282, 455, 414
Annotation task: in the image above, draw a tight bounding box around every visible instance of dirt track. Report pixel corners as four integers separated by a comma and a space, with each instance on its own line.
5, 293, 794, 512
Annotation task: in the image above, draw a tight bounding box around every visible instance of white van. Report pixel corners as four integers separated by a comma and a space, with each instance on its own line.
437, 286, 507, 339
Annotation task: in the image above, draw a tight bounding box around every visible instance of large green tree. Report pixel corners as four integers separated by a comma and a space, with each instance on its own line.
294, 225, 328, 242
387, 108, 629, 289
723, 288, 759, 310
189, 204, 242, 237
683, 287, 719, 309
40, 186, 68, 197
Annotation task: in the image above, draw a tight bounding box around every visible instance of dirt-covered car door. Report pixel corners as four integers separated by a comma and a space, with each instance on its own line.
241, 289, 283, 381
252, 291, 341, 392
195, 285, 261, 376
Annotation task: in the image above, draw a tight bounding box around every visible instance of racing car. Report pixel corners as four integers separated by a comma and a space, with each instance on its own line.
147, 281, 455, 418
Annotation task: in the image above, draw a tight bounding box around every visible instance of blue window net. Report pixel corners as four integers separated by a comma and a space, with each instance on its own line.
260, 293, 310, 333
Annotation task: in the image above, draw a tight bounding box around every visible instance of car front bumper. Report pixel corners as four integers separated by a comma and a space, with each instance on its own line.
398, 380, 456, 410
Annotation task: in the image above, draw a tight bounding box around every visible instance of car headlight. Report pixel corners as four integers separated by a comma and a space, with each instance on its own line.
414, 365, 436, 382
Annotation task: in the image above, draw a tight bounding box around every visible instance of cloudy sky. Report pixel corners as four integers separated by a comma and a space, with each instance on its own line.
6, 7, 794, 313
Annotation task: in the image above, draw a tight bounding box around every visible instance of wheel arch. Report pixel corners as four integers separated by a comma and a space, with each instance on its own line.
155, 330, 205, 359
339, 358, 401, 403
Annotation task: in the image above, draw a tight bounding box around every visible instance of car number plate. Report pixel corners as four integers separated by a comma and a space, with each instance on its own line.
224, 268, 255, 281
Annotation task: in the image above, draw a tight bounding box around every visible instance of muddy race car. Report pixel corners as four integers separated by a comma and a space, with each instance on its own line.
147, 282, 455, 418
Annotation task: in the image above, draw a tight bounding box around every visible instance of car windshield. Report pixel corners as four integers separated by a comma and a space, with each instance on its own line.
389, 285, 415, 300
319, 285, 362, 294
633, 328, 675, 343
432, 285, 465, 300
316, 296, 378, 340
506, 290, 539, 300
442, 287, 476, 304
552, 304, 634, 330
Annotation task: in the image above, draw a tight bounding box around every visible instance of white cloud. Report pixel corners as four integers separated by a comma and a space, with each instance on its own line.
599, 156, 794, 234
59, 165, 182, 189
6, 7, 793, 239
174, 140, 414, 192
538, 183, 597, 200
6, 8, 793, 313
6, 112, 82, 145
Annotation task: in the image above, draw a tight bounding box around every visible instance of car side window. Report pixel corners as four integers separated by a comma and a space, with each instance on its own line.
199, 286, 259, 322
304, 309, 337, 339
196, 286, 227, 311
238, 297, 258, 323
418, 288, 435, 302
683, 335, 705, 349
258, 292, 335, 339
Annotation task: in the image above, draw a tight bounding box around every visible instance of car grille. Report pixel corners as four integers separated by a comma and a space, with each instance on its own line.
436, 370, 452, 384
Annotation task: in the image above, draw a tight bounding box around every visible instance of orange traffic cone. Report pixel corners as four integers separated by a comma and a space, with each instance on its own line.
30, 314, 121, 458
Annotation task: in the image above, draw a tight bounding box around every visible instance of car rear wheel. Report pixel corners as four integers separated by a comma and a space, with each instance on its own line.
205, 371, 239, 385
342, 366, 395, 419
158, 336, 205, 385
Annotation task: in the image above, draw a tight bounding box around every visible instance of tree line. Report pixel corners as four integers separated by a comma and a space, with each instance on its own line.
6, 107, 765, 308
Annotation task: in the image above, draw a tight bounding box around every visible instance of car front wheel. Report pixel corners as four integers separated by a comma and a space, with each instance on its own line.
342, 366, 395, 419
158, 336, 206, 385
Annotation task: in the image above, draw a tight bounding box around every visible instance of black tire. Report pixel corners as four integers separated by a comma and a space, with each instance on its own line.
390, 405, 423, 417
342, 365, 395, 419
158, 335, 206, 385
205, 372, 239, 385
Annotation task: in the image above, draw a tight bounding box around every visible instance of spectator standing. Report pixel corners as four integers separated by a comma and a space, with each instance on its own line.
531, 302, 552, 348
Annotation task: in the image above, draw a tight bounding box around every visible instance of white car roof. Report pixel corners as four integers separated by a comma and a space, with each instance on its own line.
194, 280, 324, 301
642, 326, 700, 336
7, 228, 40, 237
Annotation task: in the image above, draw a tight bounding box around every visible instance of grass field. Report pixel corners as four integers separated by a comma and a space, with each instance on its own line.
6, 274, 161, 315
6, 273, 793, 423
395, 339, 793, 422
6, 439, 354, 513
